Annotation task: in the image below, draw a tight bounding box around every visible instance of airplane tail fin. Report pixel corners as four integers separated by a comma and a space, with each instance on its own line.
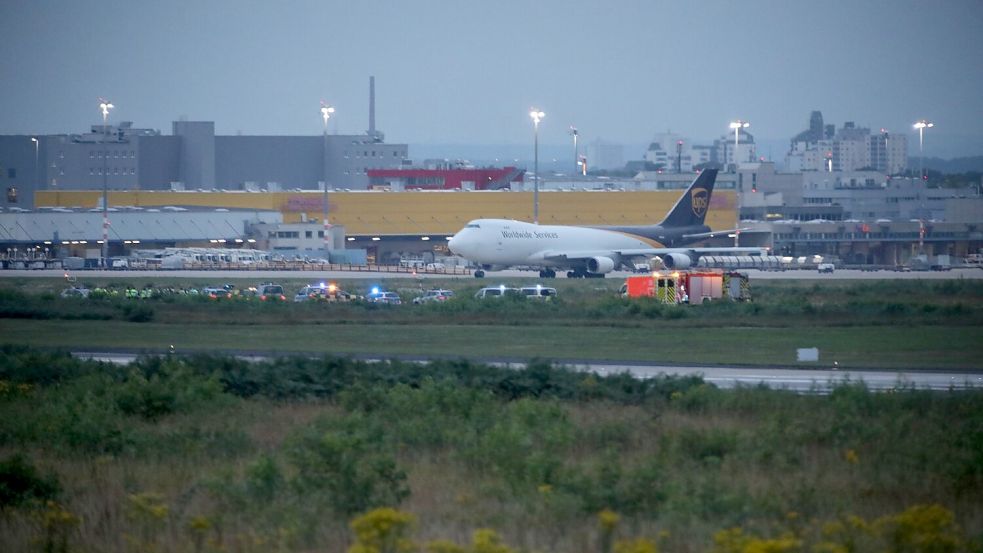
659, 169, 718, 228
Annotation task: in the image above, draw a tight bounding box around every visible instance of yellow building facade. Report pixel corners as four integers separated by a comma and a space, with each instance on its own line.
35, 189, 737, 236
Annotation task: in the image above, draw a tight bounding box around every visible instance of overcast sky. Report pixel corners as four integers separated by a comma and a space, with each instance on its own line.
2, 0, 982, 156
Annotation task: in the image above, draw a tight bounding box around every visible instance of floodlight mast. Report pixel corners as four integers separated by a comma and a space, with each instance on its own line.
530, 109, 545, 224
98, 98, 114, 267
913, 119, 934, 182
320, 101, 336, 253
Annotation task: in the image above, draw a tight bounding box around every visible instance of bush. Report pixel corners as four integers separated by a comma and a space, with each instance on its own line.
116, 364, 226, 420
121, 303, 155, 322
287, 415, 409, 516
0, 454, 60, 510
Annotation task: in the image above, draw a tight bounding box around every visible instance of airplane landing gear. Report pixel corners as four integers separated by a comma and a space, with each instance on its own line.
474, 270, 485, 278
565, 269, 604, 278
538, 269, 556, 278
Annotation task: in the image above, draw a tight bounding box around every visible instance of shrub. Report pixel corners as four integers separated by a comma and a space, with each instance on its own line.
288, 415, 409, 516
348, 507, 417, 553
121, 303, 155, 322
116, 364, 226, 420
0, 454, 61, 510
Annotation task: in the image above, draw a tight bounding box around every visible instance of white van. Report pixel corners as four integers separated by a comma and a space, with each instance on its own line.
520, 285, 557, 300
474, 286, 520, 299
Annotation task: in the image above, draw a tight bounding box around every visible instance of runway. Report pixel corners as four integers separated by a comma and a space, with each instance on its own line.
73, 351, 982, 393
3, 267, 982, 280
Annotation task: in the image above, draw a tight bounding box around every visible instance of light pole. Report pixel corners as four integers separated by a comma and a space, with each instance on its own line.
913, 120, 934, 182
569, 126, 578, 176
530, 108, 544, 224
99, 98, 114, 266
729, 120, 750, 170
320, 101, 335, 254
30, 137, 39, 189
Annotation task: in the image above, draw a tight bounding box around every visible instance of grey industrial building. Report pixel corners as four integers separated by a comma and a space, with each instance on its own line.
0, 121, 407, 211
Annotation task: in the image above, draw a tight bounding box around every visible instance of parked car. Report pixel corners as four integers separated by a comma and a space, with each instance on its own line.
203, 284, 235, 299
294, 285, 324, 302
474, 286, 521, 299
60, 286, 91, 298
413, 289, 455, 304
255, 283, 286, 301
295, 283, 359, 302
367, 289, 402, 305
520, 285, 557, 300
817, 263, 835, 274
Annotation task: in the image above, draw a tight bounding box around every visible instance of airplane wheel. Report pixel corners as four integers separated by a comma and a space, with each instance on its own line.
539, 270, 547, 278
475, 270, 485, 278
546, 270, 556, 278
566, 271, 575, 278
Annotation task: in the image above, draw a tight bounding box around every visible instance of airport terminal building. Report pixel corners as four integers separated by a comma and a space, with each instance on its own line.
0, 105, 980, 267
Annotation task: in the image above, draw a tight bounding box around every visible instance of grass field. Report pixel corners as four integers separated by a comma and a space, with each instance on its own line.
0, 276, 981, 369
1, 349, 981, 552
1, 319, 980, 369
2, 277, 982, 551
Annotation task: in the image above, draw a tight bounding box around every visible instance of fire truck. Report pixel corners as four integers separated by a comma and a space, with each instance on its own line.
619, 270, 750, 304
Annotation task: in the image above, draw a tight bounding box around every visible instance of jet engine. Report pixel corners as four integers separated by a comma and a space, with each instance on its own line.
660, 253, 693, 269
586, 256, 616, 274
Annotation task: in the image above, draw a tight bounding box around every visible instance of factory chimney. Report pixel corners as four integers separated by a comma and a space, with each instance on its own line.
367, 76, 383, 142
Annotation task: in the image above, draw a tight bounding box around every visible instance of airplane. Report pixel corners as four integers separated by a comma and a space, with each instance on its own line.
447, 169, 767, 278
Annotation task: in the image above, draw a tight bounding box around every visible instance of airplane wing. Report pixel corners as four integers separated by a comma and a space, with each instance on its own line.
539, 246, 767, 262
681, 227, 753, 240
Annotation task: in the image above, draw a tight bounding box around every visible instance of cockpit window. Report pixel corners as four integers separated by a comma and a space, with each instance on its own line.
465, 223, 480, 229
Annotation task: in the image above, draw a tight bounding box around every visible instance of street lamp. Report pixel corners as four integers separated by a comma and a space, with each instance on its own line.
729, 120, 750, 168
320, 101, 335, 133
569, 126, 578, 176
320, 102, 335, 253
530, 108, 545, 224
98, 98, 114, 267
30, 137, 38, 189
913, 119, 934, 182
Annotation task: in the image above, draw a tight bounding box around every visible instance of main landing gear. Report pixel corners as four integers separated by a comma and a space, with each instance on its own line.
474, 270, 485, 278
538, 269, 557, 278
565, 269, 605, 279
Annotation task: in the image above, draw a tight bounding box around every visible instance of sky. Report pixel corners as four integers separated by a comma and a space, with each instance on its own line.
2, 0, 982, 158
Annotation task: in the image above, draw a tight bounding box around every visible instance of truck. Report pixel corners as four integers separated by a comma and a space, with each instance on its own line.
620, 270, 750, 303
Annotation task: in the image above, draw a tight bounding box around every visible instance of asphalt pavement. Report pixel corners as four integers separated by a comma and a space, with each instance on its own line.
73, 351, 982, 393
3, 268, 982, 280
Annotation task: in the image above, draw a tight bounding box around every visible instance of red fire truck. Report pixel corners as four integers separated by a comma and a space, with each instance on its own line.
620, 270, 750, 303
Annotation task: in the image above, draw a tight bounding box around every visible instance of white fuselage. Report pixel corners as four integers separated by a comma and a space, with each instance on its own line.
447, 219, 655, 267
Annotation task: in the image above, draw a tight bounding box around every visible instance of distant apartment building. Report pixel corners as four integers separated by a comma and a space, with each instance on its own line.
711, 129, 757, 168
644, 132, 711, 172
784, 111, 907, 174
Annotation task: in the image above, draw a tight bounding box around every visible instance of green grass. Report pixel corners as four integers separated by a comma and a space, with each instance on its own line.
1, 319, 980, 369
1, 277, 982, 369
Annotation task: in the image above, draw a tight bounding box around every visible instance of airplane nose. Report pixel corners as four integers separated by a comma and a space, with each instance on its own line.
447, 234, 460, 254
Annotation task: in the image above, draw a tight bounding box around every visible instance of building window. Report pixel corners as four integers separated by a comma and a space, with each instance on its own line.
317, 231, 324, 238
6, 187, 17, 203
305, 231, 312, 238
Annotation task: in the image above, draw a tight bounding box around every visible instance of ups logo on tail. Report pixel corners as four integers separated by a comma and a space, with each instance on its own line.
691, 188, 709, 218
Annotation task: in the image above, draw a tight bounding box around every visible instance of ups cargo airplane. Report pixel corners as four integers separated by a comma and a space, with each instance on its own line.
447, 169, 767, 278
